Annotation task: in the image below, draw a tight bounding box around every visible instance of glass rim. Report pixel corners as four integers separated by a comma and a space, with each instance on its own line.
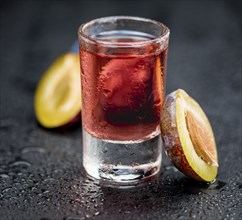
78, 16, 170, 48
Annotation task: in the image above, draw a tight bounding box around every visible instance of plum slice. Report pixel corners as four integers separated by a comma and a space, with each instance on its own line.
161, 89, 218, 182
34, 54, 81, 128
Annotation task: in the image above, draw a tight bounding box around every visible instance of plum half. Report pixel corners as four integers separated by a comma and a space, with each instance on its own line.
161, 89, 218, 182
34, 53, 82, 128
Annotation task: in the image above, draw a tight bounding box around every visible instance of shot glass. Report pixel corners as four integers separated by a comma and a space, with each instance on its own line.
78, 16, 170, 185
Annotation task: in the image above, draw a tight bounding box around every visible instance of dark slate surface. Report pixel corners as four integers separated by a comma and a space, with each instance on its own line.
0, 1, 241, 220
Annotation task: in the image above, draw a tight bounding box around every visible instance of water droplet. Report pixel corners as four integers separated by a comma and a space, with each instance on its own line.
43, 178, 56, 183
31, 186, 37, 192
2, 187, 11, 193
0, 174, 9, 179
54, 169, 62, 173
21, 146, 46, 154
9, 196, 18, 201
9, 160, 31, 168
95, 211, 100, 216
74, 198, 85, 204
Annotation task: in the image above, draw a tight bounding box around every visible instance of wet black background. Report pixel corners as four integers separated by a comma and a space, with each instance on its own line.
0, 1, 241, 220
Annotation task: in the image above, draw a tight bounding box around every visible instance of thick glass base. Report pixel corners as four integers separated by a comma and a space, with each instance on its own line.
82, 129, 162, 186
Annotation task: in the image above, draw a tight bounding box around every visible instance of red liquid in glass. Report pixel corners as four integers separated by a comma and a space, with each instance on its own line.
80, 38, 168, 141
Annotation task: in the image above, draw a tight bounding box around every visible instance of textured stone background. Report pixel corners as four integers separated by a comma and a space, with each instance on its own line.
0, 1, 241, 220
